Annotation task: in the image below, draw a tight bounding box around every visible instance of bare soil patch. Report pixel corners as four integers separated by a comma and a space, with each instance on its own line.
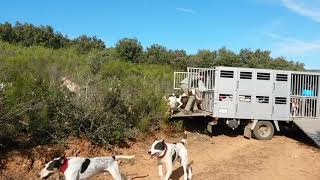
1, 132, 320, 180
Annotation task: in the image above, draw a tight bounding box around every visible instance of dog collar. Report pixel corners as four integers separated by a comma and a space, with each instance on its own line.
59, 158, 68, 173
158, 143, 168, 159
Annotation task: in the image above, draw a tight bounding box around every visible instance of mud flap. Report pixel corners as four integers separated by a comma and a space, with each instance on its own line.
244, 123, 252, 139
207, 121, 218, 134
207, 123, 213, 134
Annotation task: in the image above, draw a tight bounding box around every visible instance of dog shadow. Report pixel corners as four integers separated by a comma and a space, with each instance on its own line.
170, 161, 193, 180
170, 166, 184, 180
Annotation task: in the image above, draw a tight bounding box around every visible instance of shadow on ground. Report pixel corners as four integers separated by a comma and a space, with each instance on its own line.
170, 117, 320, 149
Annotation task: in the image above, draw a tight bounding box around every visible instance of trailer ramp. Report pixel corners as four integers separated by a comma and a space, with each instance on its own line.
171, 110, 213, 118
293, 119, 320, 147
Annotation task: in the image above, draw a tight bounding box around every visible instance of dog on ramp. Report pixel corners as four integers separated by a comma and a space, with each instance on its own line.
39, 155, 135, 180
167, 93, 186, 114
148, 132, 192, 180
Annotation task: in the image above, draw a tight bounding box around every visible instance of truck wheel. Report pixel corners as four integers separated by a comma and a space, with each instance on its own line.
253, 121, 274, 140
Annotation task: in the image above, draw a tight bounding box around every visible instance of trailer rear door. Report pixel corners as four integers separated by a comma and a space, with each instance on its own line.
214, 68, 237, 118
236, 70, 254, 119
253, 70, 273, 120
272, 72, 291, 120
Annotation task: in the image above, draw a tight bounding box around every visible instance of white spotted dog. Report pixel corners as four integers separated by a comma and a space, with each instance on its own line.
39, 155, 135, 180
167, 93, 185, 114
148, 132, 192, 180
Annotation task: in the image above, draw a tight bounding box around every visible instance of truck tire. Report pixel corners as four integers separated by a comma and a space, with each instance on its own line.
253, 121, 274, 140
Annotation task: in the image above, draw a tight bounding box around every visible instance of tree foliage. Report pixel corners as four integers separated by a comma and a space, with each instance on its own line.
0, 22, 106, 52
145, 44, 171, 64
115, 38, 143, 63
0, 22, 69, 48
0, 21, 305, 71
72, 35, 105, 53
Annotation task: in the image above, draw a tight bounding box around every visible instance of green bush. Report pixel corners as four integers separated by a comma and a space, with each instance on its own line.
0, 41, 172, 148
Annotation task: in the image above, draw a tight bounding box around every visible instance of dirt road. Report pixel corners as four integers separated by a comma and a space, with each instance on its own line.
1, 132, 320, 180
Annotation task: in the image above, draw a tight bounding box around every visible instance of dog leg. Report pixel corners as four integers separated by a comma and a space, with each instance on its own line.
106, 162, 122, 180
121, 173, 130, 180
163, 161, 172, 180
64, 171, 80, 180
182, 164, 188, 180
107, 168, 122, 180
187, 165, 192, 180
181, 157, 189, 180
158, 163, 164, 178
177, 101, 183, 108
177, 95, 183, 108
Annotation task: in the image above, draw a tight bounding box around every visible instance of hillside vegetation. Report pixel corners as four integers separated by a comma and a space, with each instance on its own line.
0, 22, 305, 150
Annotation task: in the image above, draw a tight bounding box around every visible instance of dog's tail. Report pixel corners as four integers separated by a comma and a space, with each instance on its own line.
180, 131, 188, 145
113, 155, 135, 161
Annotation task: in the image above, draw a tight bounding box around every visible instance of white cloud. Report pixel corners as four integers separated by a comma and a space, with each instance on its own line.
264, 32, 320, 55
282, 0, 320, 22
176, 7, 196, 14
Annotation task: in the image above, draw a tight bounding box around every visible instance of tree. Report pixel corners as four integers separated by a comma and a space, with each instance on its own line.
145, 44, 171, 64
0, 22, 14, 43
239, 49, 272, 68
215, 47, 241, 67
0, 22, 70, 48
0, 22, 106, 51
72, 35, 105, 53
115, 38, 143, 63
190, 49, 217, 68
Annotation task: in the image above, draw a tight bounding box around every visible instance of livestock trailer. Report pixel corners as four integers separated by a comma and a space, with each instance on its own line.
172, 66, 320, 147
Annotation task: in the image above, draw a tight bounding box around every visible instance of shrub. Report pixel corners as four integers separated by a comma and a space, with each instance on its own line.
0, 41, 172, 148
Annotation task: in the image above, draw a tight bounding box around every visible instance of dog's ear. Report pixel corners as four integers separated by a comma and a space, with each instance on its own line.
60, 154, 65, 159
59, 154, 65, 164
58, 158, 64, 165
161, 140, 165, 144
45, 159, 50, 163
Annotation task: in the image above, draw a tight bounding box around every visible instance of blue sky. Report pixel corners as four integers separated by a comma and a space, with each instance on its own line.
1, 0, 320, 68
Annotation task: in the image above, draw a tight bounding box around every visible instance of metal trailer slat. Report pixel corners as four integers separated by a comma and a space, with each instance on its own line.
298, 74, 300, 95
174, 72, 188, 90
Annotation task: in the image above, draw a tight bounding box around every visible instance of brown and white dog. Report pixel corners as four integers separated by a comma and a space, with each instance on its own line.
39, 155, 135, 180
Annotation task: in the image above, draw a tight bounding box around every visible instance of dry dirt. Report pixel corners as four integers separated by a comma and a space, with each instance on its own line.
1, 132, 320, 180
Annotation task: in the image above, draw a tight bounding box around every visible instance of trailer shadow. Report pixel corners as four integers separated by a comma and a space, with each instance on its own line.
279, 124, 319, 149
171, 117, 320, 149
173, 117, 244, 137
